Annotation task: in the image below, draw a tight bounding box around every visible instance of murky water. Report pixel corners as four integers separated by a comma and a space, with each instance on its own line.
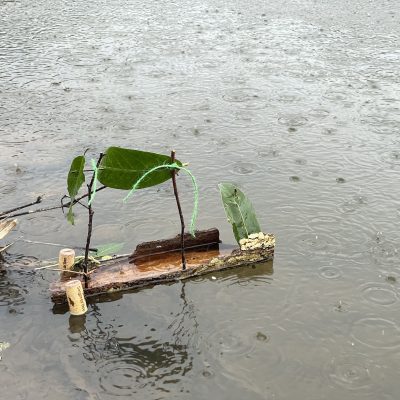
1, 0, 400, 398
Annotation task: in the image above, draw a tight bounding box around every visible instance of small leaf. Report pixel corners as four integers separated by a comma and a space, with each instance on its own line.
95, 242, 124, 257
219, 183, 261, 244
66, 155, 85, 225
98, 147, 181, 190
0, 219, 17, 240
0, 342, 10, 352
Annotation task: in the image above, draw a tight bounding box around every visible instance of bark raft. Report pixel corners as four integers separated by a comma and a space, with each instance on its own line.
50, 229, 275, 304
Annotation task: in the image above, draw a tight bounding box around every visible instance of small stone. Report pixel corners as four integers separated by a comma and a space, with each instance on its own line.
248, 233, 259, 240
258, 232, 265, 239
239, 238, 247, 246
210, 258, 219, 265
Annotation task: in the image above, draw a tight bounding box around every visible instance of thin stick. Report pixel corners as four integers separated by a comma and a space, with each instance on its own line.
171, 150, 186, 271
35, 268, 89, 275
0, 240, 17, 254
83, 153, 104, 287
18, 238, 97, 252
0, 196, 42, 217
0, 186, 107, 220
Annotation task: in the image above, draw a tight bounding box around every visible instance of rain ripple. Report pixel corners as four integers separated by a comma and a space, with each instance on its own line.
318, 266, 342, 280
360, 282, 399, 306
291, 231, 341, 257
324, 353, 376, 392
222, 88, 268, 110
202, 318, 284, 384
96, 339, 192, 397
351, 318, 400, 349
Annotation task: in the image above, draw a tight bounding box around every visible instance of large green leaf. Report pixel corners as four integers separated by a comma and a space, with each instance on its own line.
67, 155, 86, 225
97, 147, 181, 190
219, 183, 261, 244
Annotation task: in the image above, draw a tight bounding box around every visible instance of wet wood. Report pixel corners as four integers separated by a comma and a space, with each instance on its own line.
129, 228, 221, 262
50, 233, 275, 305
0, 219, 17, 240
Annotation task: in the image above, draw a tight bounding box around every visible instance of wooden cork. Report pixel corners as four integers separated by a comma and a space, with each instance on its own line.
59, 248, 75, 272
65, 280, 88, 315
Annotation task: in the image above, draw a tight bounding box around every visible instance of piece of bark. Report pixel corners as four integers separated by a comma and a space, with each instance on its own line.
50, 233, 275, 305
0, 219, 17, 240
129, 228, 221, 263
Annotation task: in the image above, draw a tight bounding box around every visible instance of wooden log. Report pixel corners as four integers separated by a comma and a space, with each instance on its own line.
129, 228, 221, 263
50, 232, 275, 305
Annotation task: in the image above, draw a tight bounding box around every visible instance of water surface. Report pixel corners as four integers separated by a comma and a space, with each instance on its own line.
1, 0, 400, 399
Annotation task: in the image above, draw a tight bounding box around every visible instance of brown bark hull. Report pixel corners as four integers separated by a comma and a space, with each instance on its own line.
129, 228, 221, 262
50, 232, 275, 305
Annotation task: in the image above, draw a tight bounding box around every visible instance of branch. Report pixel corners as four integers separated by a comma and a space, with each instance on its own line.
83, 153, 104, 287
0, 186, 107, 220
0, 196, 42, 217
171, 150, 186, 271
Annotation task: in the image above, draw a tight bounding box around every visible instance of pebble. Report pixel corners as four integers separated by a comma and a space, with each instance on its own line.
239, 232, 275, 251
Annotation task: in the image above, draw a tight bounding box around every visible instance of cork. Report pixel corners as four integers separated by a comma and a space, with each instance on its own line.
65, 280, 88, 316
59, 248, 75, 272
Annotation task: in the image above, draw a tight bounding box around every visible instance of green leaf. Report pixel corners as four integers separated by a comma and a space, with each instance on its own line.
67, 155, 86, 198
94, 242, 124, 257
97, 147, 181, 190
67, 155, 86, 225
0, 342, 10, 352
67, 207, 75, 225
218, 183, 261, 244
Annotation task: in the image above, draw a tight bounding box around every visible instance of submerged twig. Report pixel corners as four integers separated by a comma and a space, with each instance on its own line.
171, 150, 186, 271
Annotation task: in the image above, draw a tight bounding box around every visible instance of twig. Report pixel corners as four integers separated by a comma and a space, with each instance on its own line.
34, 263, 59, 270
0, 240, 17, 254
0, 186, 107, 220
18, 238, 97, 252
83, 153, 104, 287
171, 150, 186, 271
35, 268, 90, 275
0, 196, 42, 217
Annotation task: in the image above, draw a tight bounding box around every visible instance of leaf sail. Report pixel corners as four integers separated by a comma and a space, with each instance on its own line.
97, 147, 181, 190
67, 155, 86, 224
218, 183, 261, 244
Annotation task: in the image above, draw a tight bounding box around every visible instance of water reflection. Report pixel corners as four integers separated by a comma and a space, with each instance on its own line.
0, 253, 36, 310
67, 285, 197, 397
